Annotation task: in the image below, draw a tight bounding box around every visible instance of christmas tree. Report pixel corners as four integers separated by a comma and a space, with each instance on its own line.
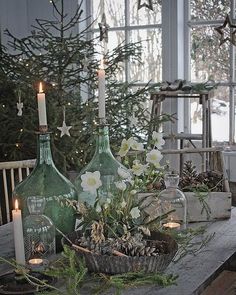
0, 0, 172, 173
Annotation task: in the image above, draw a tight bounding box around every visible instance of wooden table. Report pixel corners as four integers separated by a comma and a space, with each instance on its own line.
1, 209, 236, 295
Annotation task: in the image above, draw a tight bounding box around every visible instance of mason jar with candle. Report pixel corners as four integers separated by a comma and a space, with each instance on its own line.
23, 196, 55, 263
158, 173, 187, 231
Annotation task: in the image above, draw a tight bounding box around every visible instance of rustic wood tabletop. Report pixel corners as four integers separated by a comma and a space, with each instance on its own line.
1, 209, 236, 295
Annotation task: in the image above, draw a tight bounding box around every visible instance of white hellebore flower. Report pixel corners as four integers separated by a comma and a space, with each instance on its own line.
117, 167, 131, 179
118, 138, 132, 157
146, 149, 163, 167
131, 160, 147, 176
152, 131, 165, 149
130, 139, 144, 151
130, 206, 141, 219
115, 181, 127, 191
80, 171, 102, 194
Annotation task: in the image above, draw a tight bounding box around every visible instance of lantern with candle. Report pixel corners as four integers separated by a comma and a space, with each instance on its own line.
74, 59, 128, 207
23, 196, 55, 266
158, 173, 187, 231
13, 82, 78, 251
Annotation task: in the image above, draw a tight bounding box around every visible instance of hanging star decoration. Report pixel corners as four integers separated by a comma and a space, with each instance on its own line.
98, 13, 109, 42
81, 55, 89, 72
215, 14, 236, 46
16, 90, 23, 116
57, 106, 72, 137
138, 0, 153, 11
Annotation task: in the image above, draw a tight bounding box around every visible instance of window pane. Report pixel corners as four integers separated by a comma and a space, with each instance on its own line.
190, 0, 230, 21
191, 86, 229, 142
129, 0, 162, 26
129, 29, 162, 81
191, 26, 230, 82
92, 0, 125, 28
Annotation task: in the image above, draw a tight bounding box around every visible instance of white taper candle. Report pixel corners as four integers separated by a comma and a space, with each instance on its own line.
37, 82, 47, 126
12, 199, 25, 265
98, 59, 106, 119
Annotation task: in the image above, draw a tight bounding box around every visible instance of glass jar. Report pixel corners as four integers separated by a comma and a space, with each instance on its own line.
158, 173, 187, 230
74, 124, 127, 206
13, 132, 77, 250
23, 196, 55, 261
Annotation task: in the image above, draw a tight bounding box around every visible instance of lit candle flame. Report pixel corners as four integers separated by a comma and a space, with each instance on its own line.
39, 82, 43, 93
15, 199, 19, 211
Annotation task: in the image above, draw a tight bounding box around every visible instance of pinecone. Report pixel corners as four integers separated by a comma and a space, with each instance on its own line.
196, 171, 223, 191
91, 221, 105, 244
112, 237, 169, 257
179, 161, 198, 190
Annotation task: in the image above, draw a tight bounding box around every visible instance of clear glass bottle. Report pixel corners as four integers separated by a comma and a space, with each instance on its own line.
158, 173, 187, 230
13, 132, 77, 249
23, 196, 55, 261
74, 124, 127, 206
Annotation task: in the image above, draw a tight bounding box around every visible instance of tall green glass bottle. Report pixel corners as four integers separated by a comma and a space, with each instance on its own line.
75, 124, 128, 206
13, 132, 77, 250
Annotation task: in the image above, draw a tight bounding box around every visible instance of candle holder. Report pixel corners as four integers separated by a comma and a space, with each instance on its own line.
23, 196, 55, 264
39, 125, 48, 133
158, 173, 187, 231
13, 131, 77, 251
0, 270, 54, 294
75, 122, 129, 207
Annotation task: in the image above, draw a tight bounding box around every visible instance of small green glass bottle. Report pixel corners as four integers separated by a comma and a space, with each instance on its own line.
13, 132, 77, 250
75, 124, 127, 206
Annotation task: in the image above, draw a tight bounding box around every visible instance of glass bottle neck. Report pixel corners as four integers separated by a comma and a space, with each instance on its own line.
95, 125, 111, 154
36, 133, 54, 165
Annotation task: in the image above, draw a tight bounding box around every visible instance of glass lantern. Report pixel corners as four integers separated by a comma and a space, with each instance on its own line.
158, 173, 187, 230
74, 124, 128, 206
23, 196, 55, 263
13, 132, 77, 250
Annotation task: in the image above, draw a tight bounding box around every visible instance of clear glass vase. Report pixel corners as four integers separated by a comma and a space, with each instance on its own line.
13, 132, 77, 249
158, 173, 187, 230
23, 196, 55, 261
74, 124, 127, 206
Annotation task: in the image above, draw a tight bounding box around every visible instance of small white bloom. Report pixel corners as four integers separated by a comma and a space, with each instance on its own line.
131, 160, 147, 176
130, 190, 137, 195
152, 131, 165, 149
81, 171, 102, 194
130, 206, 141, 219
115, 181, 127, 191
118, 139, 131, 157
96, 203, 102, 212
121, 200, 127, 208
117, 167, 131, 179
130, 139, 144, 151
146, 149, 163, 167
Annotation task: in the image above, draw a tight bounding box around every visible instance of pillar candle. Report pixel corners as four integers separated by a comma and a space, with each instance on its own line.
12, 200, 25, 265
37, 82, 47, 126
98, 60, 106, 119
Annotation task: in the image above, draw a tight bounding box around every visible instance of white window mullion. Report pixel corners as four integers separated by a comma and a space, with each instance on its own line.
230, 0, 235, 144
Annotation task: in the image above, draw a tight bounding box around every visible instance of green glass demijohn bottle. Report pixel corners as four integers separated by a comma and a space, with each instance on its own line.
75, 123, 128, 206
13, 132, 77, 250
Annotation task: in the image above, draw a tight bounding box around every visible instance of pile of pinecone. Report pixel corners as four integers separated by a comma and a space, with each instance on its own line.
179, 161, 224, 192
75, 232, 169, 257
